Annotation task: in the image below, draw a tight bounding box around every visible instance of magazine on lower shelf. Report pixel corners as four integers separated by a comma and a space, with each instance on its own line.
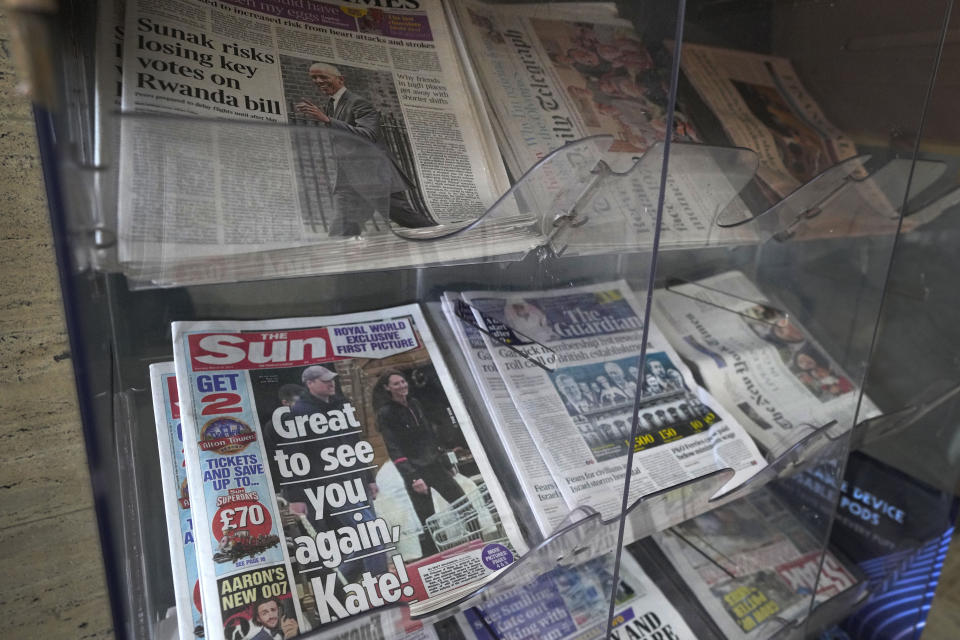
172, 304, 525, 638
458, 280, 766, 527
654, 488, 862, 640
457, 552, 697, 640
651, 271, 880, 456
149, 363, 205, 640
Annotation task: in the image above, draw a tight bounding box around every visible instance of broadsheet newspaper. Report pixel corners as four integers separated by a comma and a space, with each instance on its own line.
677, 43, 858, 199
460, 281, 765, 523
457, 554, 696, 640
149, 363, 205, 640
449, 1, 757, 250
118, 0, 533, 278
655, 489, 859, 639
652, 271, 880, 456
441, 292, 568, 537
172, 304, 525, 638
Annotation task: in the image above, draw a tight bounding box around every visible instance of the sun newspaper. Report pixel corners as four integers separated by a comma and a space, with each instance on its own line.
172, 304, 525, 638
655, 488, 860, 639
651, 271, 880, 457
149, 363, 205, 640
459, 280, 766, 528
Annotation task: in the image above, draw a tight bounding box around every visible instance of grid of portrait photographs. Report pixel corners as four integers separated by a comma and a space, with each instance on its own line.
550, 353, 717, 461
741, 305, 854, 403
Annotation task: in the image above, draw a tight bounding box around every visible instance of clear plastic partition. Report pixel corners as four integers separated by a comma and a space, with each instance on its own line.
16, 0, 960, 639
636, 0, 957, 638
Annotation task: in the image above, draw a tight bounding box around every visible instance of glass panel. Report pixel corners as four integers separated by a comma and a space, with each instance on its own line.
637, 0, 952, 638
27, 0, 960, 638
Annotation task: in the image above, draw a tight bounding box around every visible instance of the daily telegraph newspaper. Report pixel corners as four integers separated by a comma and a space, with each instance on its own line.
652, 271, 880, 456
172, 304, 525, 638
441, 292, 568, 537
450, 1, 756, 251
457, 554, 696, 640
655, 489, 859, 639
461, 281, 765, 522
150, 363, 205, 640
118, 0, 523, 272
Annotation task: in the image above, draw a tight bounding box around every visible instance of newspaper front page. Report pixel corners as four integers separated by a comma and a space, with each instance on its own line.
150, 363, 205, 640
461, 281, 765, 522
652, 271, 880, 456
458, 553, 696, 640
172, 304, 525, 638
677, 43, 857, 200
441, 292, 568, 537
449, 1, 757, 251
655, 489, 859, 639
119, 0, 518, 267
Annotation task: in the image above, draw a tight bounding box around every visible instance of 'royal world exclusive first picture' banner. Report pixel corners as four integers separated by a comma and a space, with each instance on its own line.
172, 304, 524, 639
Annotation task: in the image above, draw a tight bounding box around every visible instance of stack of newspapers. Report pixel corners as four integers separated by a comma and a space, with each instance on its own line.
148, 273, 867, 639
105, 0, 900, 287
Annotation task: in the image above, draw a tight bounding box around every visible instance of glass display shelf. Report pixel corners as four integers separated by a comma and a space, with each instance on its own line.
14, 0, 960, 639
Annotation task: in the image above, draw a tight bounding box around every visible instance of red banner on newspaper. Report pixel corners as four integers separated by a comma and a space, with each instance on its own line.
187, 328, 342, 371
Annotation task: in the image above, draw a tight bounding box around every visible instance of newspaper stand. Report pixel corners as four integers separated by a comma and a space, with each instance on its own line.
16, 0, 960, 638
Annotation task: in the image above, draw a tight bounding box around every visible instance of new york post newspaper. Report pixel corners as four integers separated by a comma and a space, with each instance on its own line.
172, 304, 524, 638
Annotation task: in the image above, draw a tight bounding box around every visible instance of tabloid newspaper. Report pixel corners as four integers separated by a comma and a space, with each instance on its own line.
459, 281, 766, 524
118, 0, 536, 280
651, 271, 880, 456
171, 304, 525, 638
149, 363, 205, 640
448, 1, 757, 251
440, 292, 568, 537
654, 489, 860, 639
457, 553, 696, 640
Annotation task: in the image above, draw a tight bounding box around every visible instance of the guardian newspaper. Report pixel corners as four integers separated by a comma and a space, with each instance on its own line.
460, 281, 765, 522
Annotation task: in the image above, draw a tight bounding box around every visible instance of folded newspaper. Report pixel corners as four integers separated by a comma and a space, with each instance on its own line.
457, 553, 696, 640
150, 363, 205, 640
172, 304, 526, 637
651, 271, 880, 456
457, 280, 766, 524
654, 489, 861, 639
448, 0, 758, 251
118, 0, 539, 285
440, 292, 568, 538
114, 0, 770, 287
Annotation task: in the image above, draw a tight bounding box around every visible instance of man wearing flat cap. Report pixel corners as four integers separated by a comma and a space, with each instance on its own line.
284, 364, 386, 580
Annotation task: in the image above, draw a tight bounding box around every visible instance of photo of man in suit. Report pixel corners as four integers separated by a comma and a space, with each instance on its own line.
294, 62, 435, 236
